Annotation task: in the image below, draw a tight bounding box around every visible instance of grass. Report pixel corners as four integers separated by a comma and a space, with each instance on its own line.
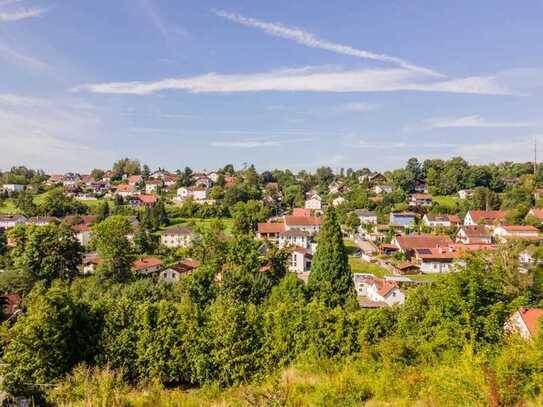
0, 199, 20, 214
166, 217, 234, 235
344, 238, 390, 277
433, 195, 461, 211
408, 273, 448, 283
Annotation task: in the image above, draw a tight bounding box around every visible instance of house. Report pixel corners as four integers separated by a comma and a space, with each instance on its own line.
116, 183, 138, 197
519, 246, 539, 267
26, 216, 59, 226
163, 174, 178, 187
160, 224, 193, 248
145, 179, 163, 194
357, 240, 379, 261
132, 257, 163, 275
194, 176, 213, 189
534, 189, 543, 201
284, 215, 322, 234
359, 172, 387, 184
207, 172, 220, 183
380, 243, 399, 256
127, 194, 158, 207
82, 252, 102, 275
396, 261, 420, 274
527, 208, 543, 224
463, 210, 508, 226
257, 222, 286, 240
278, 229, 310, 249
304, 194, 322, 211
353, 273, 375, 296
366, 278, 405, 306
127, 175, 143, 186
46, 174, 65, 185
414, 245, 462, 273
355, 209, 378, 225
0, 215, 27, 230
332, 196, 346, 207
2, 184, 25, 193
414, 181, 428, 193
423, 214, 461, 228
458, 189, 474, 200
292, 208, 313, 217
389, 212, 417, 228
72, 223, 92, 246
160, 258, 199, 283
393, 234, 453, 258
373, 185, 393, 195
505, 308, 543, 339
408, 193, 433, 207
456, 225, 492, 244
289, 246, 312, 273
177, 186, 209, 202
493, 225, 541, 243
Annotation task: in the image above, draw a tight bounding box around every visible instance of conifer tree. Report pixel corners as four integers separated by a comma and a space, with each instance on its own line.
307, 207, 355, 307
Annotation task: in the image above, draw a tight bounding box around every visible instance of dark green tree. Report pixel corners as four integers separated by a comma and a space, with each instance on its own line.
307, 207, 355, 307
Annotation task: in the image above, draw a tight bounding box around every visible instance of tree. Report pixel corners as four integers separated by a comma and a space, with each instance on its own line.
14, 191, 37, 216
0, 284, 98, 397
111, 158, 141, 179
92, 216, 134, 281
90, 168, 105, 181
230, 200, 269, 234
39, 189, 87, 217
8, 224, 83, 284
344, 212, 361, 235
307, 207, 355, 307
151, 200, 169, 230
95, 200, 110, 222
142, 164, 151, 179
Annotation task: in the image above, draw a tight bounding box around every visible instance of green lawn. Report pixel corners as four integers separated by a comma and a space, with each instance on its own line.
348, 257, 389, 277
167, 217, 234, 235
0, 199, 20, 214
433, 195, 460, 210
408, 273, 448, 283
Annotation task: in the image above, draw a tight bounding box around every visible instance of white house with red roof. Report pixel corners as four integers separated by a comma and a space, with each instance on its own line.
284, 215, 321, 234
366, 277, 405, 306
456, 225, 492, 244
278, 229, 310, 249
463, 210, 508, 227
132, 257, 163, 275
505, 307, 543, 339
423, 214, 461, 228
527, 208, 543, 224
493, 225, 541, 243
0, 215, 27, 230
116, 183, 138, 197
289, 246, 313, 274
409, 193, 433, 207
304, 193, 322, 211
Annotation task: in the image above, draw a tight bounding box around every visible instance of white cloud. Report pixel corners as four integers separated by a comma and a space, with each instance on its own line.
427, 115, 537, 128
0, 6, 47, 22
338, 102, 377, 112
0, 94, 114, 172
211, 9, 440, 77
74, 66, 511, 96
210, 137, 314, 148
0, 43, 49, 70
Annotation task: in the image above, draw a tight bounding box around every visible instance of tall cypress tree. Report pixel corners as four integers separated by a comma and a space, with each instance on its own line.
307, 207, 355, 307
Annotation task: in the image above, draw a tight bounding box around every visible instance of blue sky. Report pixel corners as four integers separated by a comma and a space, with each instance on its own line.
1, 0, 543, 173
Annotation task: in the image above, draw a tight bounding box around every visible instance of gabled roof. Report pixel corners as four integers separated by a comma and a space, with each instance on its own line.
411, 193, 432, 200
27, 216, 59, 224
132, 257, 163, 272
168, 258, 199, 274
395, 234, 452, 251
116, 183, 136, 193
284, 215, 322, 226
458, 225, 491, 238
0, 214, 26, 222
257, 222, 286, 234
529, 208, 543, 220
518, 308, 543, 337
467, 210, 508, 224
500, 225, 539, 233
279, 229, 310, 238
162, 224, 193, 236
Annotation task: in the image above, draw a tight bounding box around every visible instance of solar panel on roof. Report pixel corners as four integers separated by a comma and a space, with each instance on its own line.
417, 248, 432, 254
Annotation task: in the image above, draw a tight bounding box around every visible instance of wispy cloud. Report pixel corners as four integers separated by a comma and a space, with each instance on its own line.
74, 66, 510, 96
426, 115, 538, 128
0, 43, 49, 70
0, 4, 48, 22
337, 102, 377, 112
210, 137, 314, 148
211, 9, 441, 77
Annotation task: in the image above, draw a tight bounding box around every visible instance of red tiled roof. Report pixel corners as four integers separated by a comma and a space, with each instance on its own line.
127, 175, 143, 183
292, 208, 312, 217
448, 215, 461, 224
395, 234, 452, 251
519, 308, 543, 337
529, 209, 543, 220
257, 223, 286, 234
138, 194, 158, 204
501, 225, 540, 232
132, 257, 163, 272
116, 184, 136, 193
284, 215, 322, 226
468, 210, 508, 223
458, 225, 491, 238
374, 279, 399, 297
72, 223, 91, 233
411, 193, 432, 200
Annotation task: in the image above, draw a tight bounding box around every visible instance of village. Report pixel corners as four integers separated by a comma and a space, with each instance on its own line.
1, 159, 542, 339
